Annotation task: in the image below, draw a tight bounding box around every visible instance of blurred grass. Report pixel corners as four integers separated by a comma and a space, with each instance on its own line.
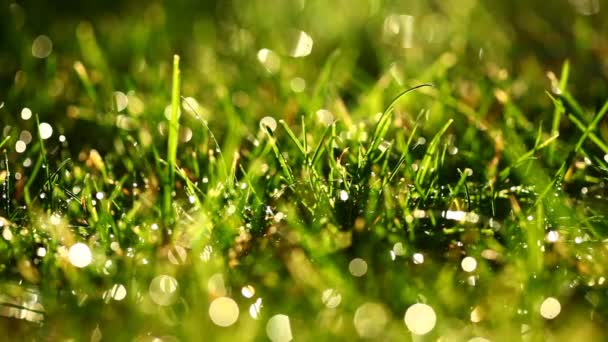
1, 0, 608, 340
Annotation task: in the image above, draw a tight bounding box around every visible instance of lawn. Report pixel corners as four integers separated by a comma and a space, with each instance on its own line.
1, 0, 608, 340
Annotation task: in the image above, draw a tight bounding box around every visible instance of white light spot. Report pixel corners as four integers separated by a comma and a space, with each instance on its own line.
209, 297, 240, 327
540, 297, 561, 319
208, 273, 226, 297
339, 190, 349, 201
149, 275, 179, 306
39, 122, 53, 140
2, 228, 13, 241
32, 35, 53, 58
461, 256, 477, 272
95, 192, 104, 200
547, 230, 559, 243
68, 242, 92, 268
290, 77, 306, 93
168, 245, 187, 265
393, 242, 406, 256
36, 247, 47, 257
249, 298, 263, 319
21, 108, 32, 120
290, 31, 314, 58
241, 285, 255, 298
354, 302, 388, 338
109, 284, 127, 301
266, 314, 292, 342
113, 91, 128, 112
257, 49, 281, 74
349, 258, 368, 277
383, 14, 415, 48
404, 303, 437, 335
470, 306, 483, 322
260, 116, 277, 132
316, 109, 334, 126
413, 253, 424, 264
15, 140, 26, 153
321, 289, 342, 309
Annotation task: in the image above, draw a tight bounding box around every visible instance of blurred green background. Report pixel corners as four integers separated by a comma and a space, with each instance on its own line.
1, 1, 608, 341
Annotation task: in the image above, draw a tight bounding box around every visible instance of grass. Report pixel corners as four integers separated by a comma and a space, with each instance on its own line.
1, 1, 608, 341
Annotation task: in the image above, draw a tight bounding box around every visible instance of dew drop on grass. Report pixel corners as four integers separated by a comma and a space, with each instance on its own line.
546, 230, 559, 243
113, 91, 128, 112
257, 49, 280, 73
404, 303, 436, 335
108, 284, 127, 301
316, 109, 334, 126
15, 140, 26, 153
68, 243, 92, 268
461, 256, 477, 272
19, 130, 32, 144
168, 245, 187, 265
249, 298, 263, 319
260, 116, 277, 132
21, 107, 32, 120
412, 252, 424, 264
39, 122, 53, 140
32, 35, 53, 58
353, 302, 388, 338
149, 275, 179, 306
36, 247, 46, 257
290, 77, 306, 92
349, 258, 368, 277
209, 297, 239, 327
393, 242, 406, 256
321, 289, 342, 309
266, 314, 292, 342
540, 297, 561, 319
339, 190, 349, 201
208, 273, 226, 297
241, 285, 255, 298
289, 30, 314, 58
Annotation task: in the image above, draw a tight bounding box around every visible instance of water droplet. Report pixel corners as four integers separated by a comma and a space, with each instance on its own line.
257, 49, 281, 73
461, 256, 477, 272
68, 243, 92, 268
546, 231, 559, 243
412, 253, 424, 264
393, 242, 406, 256
354, 302, 388, 338
290, 78, 306, 92
168, 245, 187, 265
260, 116, 277, 132
21, 108, 32, 120
339, 190, 349, 201
316, 109, 334, 126
241, 285, 255, 298
15, 140, 26, 153
149, 275, 179, 306
383, 14, 415, 48
569, 0, 600, 15
289, 31, 314, 58
32, 35, 53, 58
209, 297, 240, 327
39, 122, 53, 140
540, 297, 561, 319
113, 91, 128, 112
321, 289, 342, 309
349, 258, 368, 277
404, 303, 436, 335
266, 314, 292, 342
108, 284, 127, 301
249, 298, 263, 319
